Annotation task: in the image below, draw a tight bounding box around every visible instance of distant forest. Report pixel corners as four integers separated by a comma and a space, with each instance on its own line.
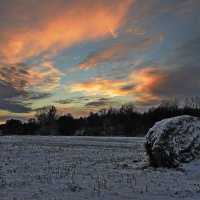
1, 97, 200, 136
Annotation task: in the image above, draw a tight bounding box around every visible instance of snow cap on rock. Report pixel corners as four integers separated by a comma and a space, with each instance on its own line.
145, 115, 200, 167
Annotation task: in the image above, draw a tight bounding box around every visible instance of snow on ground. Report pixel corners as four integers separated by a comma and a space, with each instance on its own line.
0, 136, 199, 200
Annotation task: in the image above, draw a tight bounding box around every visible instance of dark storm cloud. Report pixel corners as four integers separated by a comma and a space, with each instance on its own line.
85, 101, 107, 107
120, 84, 136, 92
0, 81, 31, 113
0, 79, 52, 113
56, 96, 114, 107
0, 62, 52, 113
135, 34, 200, 106
84, 98, 115, 107
55, 96, 90, 104
55, 99, 74, 104
157, 35, 200, 97
0, 83, 52, 113
153, 66, 200, 97
29, 92, 52, 100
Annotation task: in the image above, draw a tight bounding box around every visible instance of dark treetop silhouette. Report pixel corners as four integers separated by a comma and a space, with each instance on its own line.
1, 97, 200, 136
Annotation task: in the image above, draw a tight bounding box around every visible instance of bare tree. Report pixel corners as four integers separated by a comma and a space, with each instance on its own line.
35, 105, 58, 135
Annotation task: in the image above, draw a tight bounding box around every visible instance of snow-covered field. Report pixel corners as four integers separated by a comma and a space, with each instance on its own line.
0, 136, 199, 200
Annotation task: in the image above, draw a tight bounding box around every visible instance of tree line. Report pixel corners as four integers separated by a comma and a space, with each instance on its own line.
1, 97, 200, 136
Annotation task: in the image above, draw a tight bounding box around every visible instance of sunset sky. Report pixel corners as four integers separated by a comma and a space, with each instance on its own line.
0, 0, 200, 123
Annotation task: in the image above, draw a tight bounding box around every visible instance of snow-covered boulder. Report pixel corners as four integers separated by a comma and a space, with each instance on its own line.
145, 115, 200, 168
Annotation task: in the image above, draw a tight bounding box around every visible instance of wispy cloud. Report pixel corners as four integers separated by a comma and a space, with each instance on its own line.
0, 0, 199, 119
0, 62, 64, 91
77, 38, 150, 69
0, 0, 132, 62
28, 62, 64, 91
69, 67, 165, 103
0, 62, 63, 113
55, 96, 90, 104
69, 78, 131, 97
85, 98, 115, 107
0, 0, 133, 116
69, 63, 200, 107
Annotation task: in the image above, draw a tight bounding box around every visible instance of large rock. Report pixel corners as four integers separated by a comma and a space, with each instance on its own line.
145, 115, 200, 168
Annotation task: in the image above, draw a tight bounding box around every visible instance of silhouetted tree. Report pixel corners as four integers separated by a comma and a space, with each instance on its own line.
2, 119, 23, 135
57, 114, 75, 135
26, 118, 38, 135
1, 97, 200, 136
35, 105, 58, 135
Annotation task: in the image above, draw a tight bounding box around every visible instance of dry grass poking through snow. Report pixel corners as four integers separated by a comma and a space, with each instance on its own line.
0, 136, 200, 199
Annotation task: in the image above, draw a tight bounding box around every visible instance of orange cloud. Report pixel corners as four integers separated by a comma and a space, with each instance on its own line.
69, 67, 166, 103
77, 38, 150, 69
28, 62, 65, 91
0, 62, 64, 91
129, 68, 165, 103
0, 0, 133, 62
69, 78, 130, 97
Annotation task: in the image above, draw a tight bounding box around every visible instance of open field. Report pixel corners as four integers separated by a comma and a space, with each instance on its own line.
0, 136, 200, 200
